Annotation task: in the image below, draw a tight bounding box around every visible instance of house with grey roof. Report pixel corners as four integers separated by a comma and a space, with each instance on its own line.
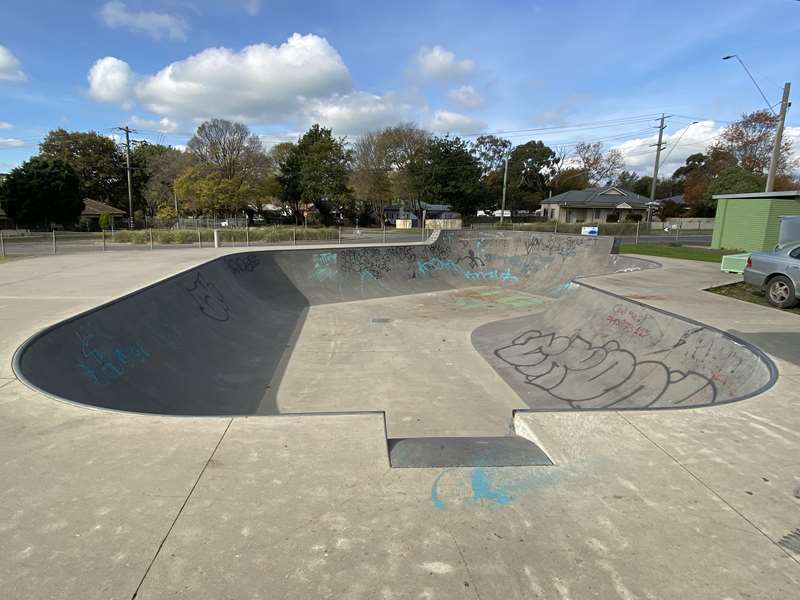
539, 186, 654, 224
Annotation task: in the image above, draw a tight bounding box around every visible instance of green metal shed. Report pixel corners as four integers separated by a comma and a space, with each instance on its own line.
711, 190, 800, 251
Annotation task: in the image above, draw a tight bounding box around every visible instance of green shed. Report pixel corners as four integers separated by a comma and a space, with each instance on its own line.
711, 190, 800, 251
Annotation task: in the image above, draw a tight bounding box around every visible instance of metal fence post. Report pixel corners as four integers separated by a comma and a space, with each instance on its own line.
554, 220, 558, 233
245, 225, 249, 247
52, 230, 56, 254
102, 229, 106, 251
635, 221, 640, 245
338, 227, 341, 244
0, 231, 4, 257
197, 227, 202, 248
292, 228, 296, 245
149, 228, 154, 249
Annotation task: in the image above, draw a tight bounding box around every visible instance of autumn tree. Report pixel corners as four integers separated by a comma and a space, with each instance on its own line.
709, 110, 792, 175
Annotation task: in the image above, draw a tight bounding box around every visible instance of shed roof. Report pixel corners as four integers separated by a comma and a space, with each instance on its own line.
712, 190, 800, 200
82, 198, 126, 216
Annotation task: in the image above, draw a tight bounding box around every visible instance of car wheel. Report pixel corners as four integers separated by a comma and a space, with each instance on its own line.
766, 275, 799, 309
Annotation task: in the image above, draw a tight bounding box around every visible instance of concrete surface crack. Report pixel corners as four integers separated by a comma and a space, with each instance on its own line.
447, 528, 482, 600
129, 418, 234, 599
619, 413, 800, 567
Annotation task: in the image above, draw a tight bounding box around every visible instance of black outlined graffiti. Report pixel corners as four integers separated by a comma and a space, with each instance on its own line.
457, 249, 486, 269
225, 254, 260, 274
185, 272, 230, 322
494, 330, 717, 409
525, 235, 594, 258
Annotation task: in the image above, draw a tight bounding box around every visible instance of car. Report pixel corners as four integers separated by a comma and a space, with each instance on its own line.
743, 242, 800, 308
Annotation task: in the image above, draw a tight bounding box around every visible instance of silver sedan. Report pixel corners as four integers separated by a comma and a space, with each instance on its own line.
743, 243, 800, 308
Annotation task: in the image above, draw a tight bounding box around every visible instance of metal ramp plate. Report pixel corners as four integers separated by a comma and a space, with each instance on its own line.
387, 436, 552, 468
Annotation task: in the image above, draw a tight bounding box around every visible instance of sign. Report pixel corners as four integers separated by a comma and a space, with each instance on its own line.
581, 226, 599, 237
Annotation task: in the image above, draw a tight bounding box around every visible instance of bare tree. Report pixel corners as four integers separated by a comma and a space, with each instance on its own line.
187, 118, 264, 180
350, 132, 392, 221
574, 142, 624, 185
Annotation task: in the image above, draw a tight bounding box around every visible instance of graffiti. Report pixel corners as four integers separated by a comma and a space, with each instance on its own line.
606, 304, 651, 337
525, 234, 593, 258
494, 329, 717, 409
185, 272, 230, 322
458, 248, 486, 269
76, 328, 150, 385
416, 257, 463, 278
430, 465, 558, 509
312, 252, 338, 282
463, 269, 519, 283
225, 254, 260, 274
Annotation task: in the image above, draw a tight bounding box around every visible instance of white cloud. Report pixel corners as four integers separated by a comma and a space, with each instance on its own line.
129, 115, 180, 133
415, 46, 474, 81
133, 34, 351, 121
304, 91, 415, 135
613, 120, 724, 176
0, 138, 26, 147
88, 56, 133, 104
448, 85, 482, 109
0, 45, 26, 81
0, 121, 12, 129
101, 1, 189, 41
430, 110, 486, 134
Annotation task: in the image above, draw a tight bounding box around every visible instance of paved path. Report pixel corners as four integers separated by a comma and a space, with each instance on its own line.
0, 247, 798, 599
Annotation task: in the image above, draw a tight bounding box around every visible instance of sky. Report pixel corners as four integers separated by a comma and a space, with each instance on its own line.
1, 0, 798, 178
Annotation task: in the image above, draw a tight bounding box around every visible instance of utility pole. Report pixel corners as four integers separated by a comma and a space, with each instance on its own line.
766, 82, 791, 192
649, 114, 667, 222
117, 126, 135, 229
500, 156, 509, 224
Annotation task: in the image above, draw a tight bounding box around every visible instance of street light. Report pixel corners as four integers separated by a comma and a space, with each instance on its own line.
722, 55, 776, 115
723, 54, 791, 192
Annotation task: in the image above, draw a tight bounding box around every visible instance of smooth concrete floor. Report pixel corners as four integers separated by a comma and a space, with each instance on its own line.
1, 248, 799, 599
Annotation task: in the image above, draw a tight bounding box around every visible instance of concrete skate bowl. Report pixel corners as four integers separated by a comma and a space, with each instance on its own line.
12, 231, 776, 466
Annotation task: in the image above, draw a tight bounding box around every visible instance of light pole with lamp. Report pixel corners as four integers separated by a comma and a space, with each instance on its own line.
722, 55, 791, 192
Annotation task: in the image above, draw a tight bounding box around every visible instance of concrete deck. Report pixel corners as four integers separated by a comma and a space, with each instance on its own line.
1, 248, 799, 599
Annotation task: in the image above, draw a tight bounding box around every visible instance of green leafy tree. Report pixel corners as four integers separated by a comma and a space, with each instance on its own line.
473, 135, 512, 176
175, 165, 252, 216
145, 148, 195, 219
39, 129, 126, 205
407, 135, 485, 217
506, 140, 560, 211
0, 157, 84, 227
278, 125, 352, 225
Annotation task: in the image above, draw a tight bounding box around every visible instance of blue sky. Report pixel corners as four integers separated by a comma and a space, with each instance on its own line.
1, 0, 798, 175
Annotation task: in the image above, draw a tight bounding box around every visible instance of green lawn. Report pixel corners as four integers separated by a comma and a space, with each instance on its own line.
618, 243, 733, 263
0, 256, 20, 263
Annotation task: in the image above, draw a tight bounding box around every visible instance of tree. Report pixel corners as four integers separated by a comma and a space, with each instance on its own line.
377, 124, 429, 208
574, 142, 624, 185
503, 140, 560, 211
39, 129, 126, 205
550, 168, 590, 196
656, 200, 684, 220
277, 125, 352, 225
473, 135, 512, 176
406, 135, 485, 217
0, 157, 83, 227
144, 148, 195, 219
350, 131, 392, 222
175, 164, 252, 217
187, 119, 265, 180
709, 110, 793, 175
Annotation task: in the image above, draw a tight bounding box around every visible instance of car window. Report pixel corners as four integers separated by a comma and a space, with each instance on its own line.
791, 247, 800, 259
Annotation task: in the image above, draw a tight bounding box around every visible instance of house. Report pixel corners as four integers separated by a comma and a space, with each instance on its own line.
80, 198, 127, 229
539, 186, 654, 223
711, 190, 800, 251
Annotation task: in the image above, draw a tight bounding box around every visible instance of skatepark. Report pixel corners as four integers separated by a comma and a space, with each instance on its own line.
1, 231, 799, 598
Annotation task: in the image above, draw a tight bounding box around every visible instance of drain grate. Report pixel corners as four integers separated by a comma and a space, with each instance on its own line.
372, 318, 392, 323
